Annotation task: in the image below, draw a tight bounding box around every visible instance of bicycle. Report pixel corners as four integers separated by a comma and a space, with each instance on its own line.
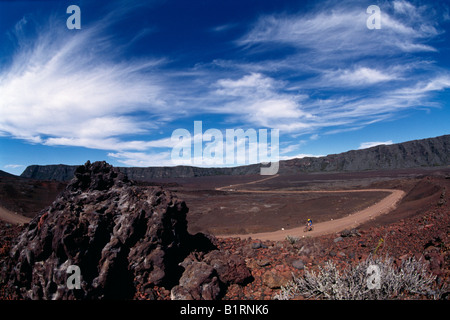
303, 225, 314, 232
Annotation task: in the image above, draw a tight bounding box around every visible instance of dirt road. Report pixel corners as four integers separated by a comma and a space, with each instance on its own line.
216, 175, 405, 241
0, 206, 31, 225
0, 174, 406, 237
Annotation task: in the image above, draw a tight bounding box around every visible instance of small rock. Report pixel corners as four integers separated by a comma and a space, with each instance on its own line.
334, 236, 343, 243
262, 270, 292, 289
424, 251, 444, 276
251, 241, 262, 249
298, 245, 312, 255
257, 259, 271, 267
292, 259, 305, 270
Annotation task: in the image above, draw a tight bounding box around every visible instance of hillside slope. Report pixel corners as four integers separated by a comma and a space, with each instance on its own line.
20, 134, 450, 181
281, 134, 449, 174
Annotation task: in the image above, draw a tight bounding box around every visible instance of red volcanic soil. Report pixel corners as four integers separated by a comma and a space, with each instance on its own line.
162, 167, 449, 236
182, 189, 390, 235
360, 175, 446, 228
215, 195, 450, 300
0, 175, 66, 218
137, 169, 450, 300
1, 167, 449, 300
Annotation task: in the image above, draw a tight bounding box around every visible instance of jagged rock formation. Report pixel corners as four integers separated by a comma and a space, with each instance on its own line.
20, 135, 450, 181
171, 250, 252, 300
1, 161, 251, 300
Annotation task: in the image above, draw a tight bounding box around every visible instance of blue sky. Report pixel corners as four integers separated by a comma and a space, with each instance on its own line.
1, 0, 449, 175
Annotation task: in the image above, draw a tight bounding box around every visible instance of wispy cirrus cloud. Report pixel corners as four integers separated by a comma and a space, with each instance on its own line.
212, 0, 449, 144
328, 67, 396, 86
4, 164, 24, 169
0, 13, 168, 148
211, 73, 314, 131
107, 151, 173, 167
238, 1, 440, 57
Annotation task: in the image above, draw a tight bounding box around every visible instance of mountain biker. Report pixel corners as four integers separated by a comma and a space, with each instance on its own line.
306, 218, 313, 231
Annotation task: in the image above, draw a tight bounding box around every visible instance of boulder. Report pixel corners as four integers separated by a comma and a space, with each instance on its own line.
203, 250, 252, 285
262, 269, 292, 289
171, 249, 252, 300
170, 261, 221, 300
340, 228, 361, 237
1, 161, 215, 299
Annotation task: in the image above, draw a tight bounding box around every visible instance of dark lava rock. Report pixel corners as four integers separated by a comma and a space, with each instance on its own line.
292, 259, 305, 270
202, 250, 252, 286
333, 236, 343, 243
340, 228, 361, 238
1, 161, 219, 300
170, 249, 252, 300
170, 261, 221, 300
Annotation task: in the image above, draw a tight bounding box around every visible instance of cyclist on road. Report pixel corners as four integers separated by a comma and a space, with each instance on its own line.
306, 218, 313, 231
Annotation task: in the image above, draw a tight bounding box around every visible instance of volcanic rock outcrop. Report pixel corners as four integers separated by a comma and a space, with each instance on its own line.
1, 161, 250, 299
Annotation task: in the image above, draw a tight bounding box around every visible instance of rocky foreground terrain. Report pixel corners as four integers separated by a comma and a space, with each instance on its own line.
0, 161, 449, 300
0, 161, 251, 300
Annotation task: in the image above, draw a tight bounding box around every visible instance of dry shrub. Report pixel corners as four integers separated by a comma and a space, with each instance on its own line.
274, 254, 440, 300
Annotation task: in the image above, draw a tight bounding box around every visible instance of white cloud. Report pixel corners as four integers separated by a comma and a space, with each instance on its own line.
280, 143, 301, 155
44, 136, 175, 151
320, 67, 397, 87
213, 73, 315, 131
4, 164, 24, 169
358, 141, 393, 150
208, 69, 447, 139
210, 1, 447, 141
0, 0, 448, 167
279, 153, 324, 161
239, 3, 439, 60
215, 72, 275, 96
278, 140, 324, 160
211, 23, 238, 33
108, 151, 173, 167
393, 0, 416, 15
255, 99, 309, 119
393, 76, 450, 97
0, 15, 168, 150
335, 67, 395, 85
419, 77, 450, 92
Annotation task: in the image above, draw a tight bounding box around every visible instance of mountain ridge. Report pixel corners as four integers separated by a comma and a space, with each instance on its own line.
20, 134, 450, 181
